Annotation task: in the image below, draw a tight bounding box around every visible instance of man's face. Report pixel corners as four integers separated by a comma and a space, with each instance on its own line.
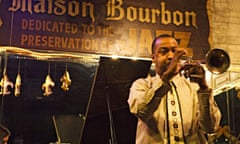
152, 37, 178, 75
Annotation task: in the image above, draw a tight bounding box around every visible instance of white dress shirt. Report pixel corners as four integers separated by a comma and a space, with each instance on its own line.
128, 74, 221, 144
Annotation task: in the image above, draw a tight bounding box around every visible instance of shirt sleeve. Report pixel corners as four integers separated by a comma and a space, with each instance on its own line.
128, 75, 170, 120
197, 89, 222, 133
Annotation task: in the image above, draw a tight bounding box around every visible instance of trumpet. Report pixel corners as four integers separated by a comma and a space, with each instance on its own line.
179, 48, 230, 79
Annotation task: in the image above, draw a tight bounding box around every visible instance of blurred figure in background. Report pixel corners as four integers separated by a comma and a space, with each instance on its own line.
0, 124, 10, 144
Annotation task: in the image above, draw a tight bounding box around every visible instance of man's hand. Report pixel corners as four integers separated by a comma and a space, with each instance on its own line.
180, 63, 208, 89
161, 48, 187, 82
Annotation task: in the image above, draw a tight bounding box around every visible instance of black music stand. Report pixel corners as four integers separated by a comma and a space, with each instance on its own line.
82, 56, 151, 144
52, 114, 85, 144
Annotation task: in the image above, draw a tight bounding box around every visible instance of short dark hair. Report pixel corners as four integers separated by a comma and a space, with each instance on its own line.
151, 34, 173, 54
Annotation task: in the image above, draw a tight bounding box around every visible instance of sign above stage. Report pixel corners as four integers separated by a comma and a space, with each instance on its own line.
0, 0, 210, 59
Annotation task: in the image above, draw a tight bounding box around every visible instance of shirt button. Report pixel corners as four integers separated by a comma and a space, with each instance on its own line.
171, 100, 175, 105
172, 111, 177, 116
173, 123, 178, 128
174, 136, 180, 141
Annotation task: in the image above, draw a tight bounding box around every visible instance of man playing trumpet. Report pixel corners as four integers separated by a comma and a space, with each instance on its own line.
128, 34, 222, 144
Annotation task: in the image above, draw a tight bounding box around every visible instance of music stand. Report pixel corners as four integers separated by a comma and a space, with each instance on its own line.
83, 56, 151, 144
52, 114, 85, 144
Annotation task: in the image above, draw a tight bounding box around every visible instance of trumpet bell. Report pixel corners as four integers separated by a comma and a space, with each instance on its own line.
205, 48, 230, 74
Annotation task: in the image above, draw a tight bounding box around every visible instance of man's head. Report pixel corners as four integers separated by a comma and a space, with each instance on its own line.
151, 34, 180, 75
151, 34, 187, 77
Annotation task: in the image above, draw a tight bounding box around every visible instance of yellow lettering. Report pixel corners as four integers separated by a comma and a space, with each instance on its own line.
139, 8, 150, 23
151, 9, 160, 24
84, 39, 91, 50
106, 1, 198, 28
68, 38, 75, 48
21, 19, 28, 30
185, 11, 197, 28
68, 1, 79, 17
48, 36, 54, 47
127, 7, 137, 22
138, 29, 152, 56
155, 30, 172, 37
174, 31, 191, 48
173, 11, 183, 26
21, 19, 78, 34
161, 2, 171, 25
54, 0, 66, 15
106, 0, 124, 20
82, 2, 95, 22
100, 41, 108, 51
91, 39, 99, 51
29, 19, 35, 30
127, 28, 137, 55
47, 0, 53, 14
34, 0, 45, 13
21, 34, 28, 45
28, 34, 35, 46
8, 0, 21, 12
42, 36, 48, 46
35, 35, 41, 46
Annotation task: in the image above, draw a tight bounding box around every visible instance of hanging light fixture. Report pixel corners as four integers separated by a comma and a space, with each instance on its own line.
0, 72, 14, 96
0, 53, 13, 96
60, 61, 71, 92
42, 62, 55, 96
14, 59, 21, 96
